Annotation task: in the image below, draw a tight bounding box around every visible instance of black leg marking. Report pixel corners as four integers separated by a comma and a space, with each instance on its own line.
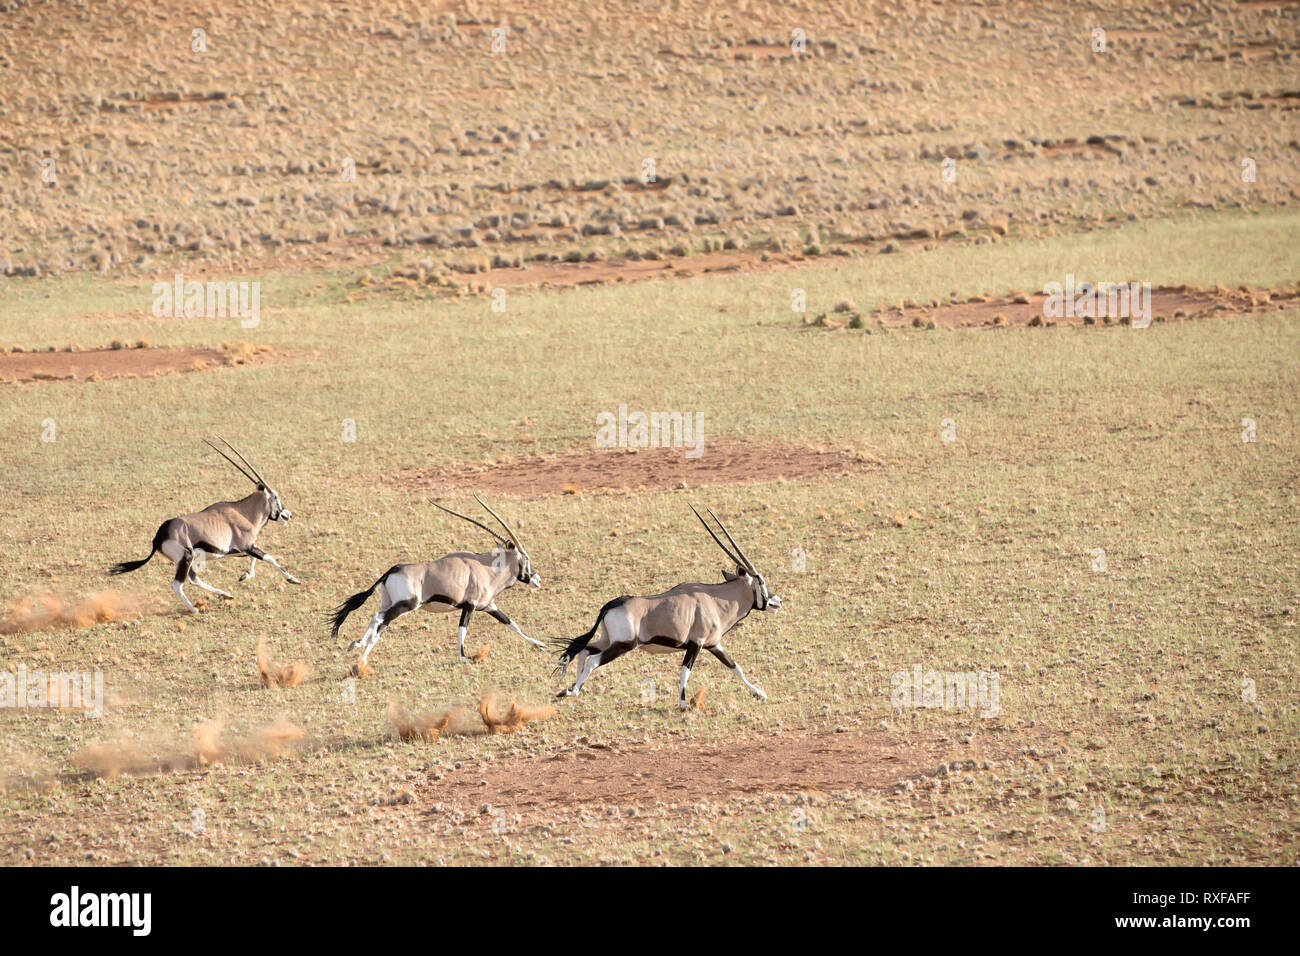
486, 607, 511, 626
645, 635, 686, 649
680, 643, 701, 704
709, 647, 737, 669
458, 605, 473, 629
174, 553, 193, 583
597, 642, 634, 667
382, 597, 418, 628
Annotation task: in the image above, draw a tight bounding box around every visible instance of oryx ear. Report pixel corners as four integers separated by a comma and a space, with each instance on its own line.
722, 568, 739, 581
505, 540, 517, 551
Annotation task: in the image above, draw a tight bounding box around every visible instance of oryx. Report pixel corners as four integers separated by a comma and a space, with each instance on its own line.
328, 497, 543, 665
108, 438, 300, 612
554, 506, 781, 709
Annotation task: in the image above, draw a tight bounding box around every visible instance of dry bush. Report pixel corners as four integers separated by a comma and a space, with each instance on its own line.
256, 638, 310, 688
469, 642, 490, 662
690, 686, 707, 711
478, 693, 556, 734
346, 658, 375, 678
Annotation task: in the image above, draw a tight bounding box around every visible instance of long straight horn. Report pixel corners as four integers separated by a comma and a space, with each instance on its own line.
203, 439, 259, 486
690, 505, 743, 567
474, 495, 523, 549
432, 501, 505, 544
218, 437, 268, 487
707, 508, 758, 574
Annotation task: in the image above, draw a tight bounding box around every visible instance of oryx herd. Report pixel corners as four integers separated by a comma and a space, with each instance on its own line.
110, 441, 782, 709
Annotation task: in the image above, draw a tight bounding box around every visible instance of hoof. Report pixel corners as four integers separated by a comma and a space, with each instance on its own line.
287, 576, 303, 585
239, 572, 253, 582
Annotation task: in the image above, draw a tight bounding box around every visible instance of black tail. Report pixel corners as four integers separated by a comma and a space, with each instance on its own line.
551, 596, 629, 678
108, 521, 168, 575
328, 567, 394, 639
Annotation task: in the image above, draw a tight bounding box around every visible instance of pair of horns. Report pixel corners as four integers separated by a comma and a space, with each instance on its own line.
691, 505, 759, 576
204, 437, 268, 488
433, 496, 525, 551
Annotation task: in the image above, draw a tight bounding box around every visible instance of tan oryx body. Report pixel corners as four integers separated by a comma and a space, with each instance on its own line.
108, 439, 298, 612
555, 507, 781, 708
328, 499, 542, 664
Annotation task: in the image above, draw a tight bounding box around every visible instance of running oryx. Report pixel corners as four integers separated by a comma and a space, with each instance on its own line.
108, 439, 299, 612
328, 497, 543, 665
554, 506, 781, 709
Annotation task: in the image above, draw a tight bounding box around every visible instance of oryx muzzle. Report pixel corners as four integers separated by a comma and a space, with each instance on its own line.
327, 497, 542, 665
554, 505, 781, 709
107, 438, 300, 612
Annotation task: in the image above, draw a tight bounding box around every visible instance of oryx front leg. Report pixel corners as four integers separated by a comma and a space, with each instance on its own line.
679, 643, 701, 711
709, 646, 767, 702
239, 557, 257, 581
485, 603, 545, 648
248, 546, 300, 584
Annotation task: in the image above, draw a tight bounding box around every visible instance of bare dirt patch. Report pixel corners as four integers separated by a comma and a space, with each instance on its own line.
0, 342, 283, 384
409, 726, 1024, 812
371, 441, 875, 497
357, 248, 817, 299
805, 283, 1300, 332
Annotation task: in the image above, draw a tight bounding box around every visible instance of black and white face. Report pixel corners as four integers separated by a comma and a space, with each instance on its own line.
263, 487, 291, 522
516, 546, 540, 587
497, 543, 540, 586
725, 566, 781, 610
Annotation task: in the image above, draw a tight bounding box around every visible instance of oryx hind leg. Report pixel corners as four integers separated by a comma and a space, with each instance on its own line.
347, 582, 392, 655
485, 603, 545, 648
709, 646, 767, 702
170, 551, 198, 613
362, 595, 416, 664
561, 641, 633, 698
248, 546, 300, 585
187, 566, 233, 600
678, 643, 701, 711
239, 557, 257, 581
